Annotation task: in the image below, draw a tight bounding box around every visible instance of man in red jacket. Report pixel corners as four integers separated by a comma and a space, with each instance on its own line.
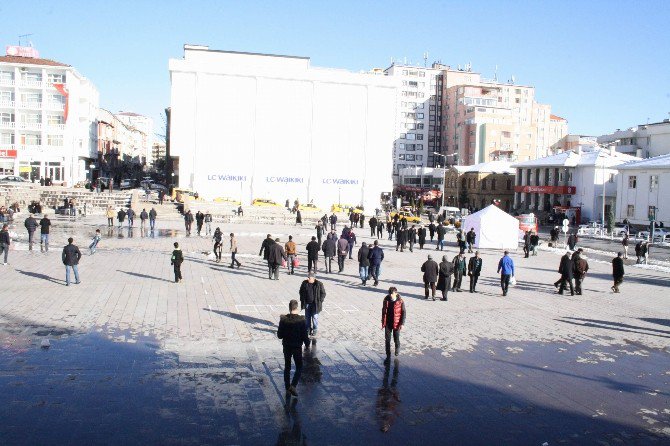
381, 287, 406, 363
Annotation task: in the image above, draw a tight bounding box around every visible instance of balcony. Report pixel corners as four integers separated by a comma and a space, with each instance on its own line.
18, 122, 42, 130
47, 123, 66, 131
0, 121, 16, 129
18, 101, 42, 110
47, 102, 65, 111
0, 79, 15, 87
0, 100, 15, 108
20, 80, 43, 88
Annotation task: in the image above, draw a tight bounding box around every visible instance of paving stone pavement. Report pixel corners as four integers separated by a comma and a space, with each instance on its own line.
0, 215, 669, 445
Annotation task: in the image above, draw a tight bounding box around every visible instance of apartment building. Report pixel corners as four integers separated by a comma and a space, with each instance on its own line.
116, 111, 154, 164
97, 108, 149, 180
0, 45, 98, 185
598, 119, 670, 158
614, 154, 670, 226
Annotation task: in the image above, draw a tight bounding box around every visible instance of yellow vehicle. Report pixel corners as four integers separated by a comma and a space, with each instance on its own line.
172, 188, 202, 203
252, 198, 283, 207
331, 204, 363, 214
300, 203, 322, 213
213, 196, 242, 205
390, 210, 421, 224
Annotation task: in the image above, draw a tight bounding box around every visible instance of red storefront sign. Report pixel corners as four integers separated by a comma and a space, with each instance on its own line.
514, 185, 576, 195
0, 149, 17, 158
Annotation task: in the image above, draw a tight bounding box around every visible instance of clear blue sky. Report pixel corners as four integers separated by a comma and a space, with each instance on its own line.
2, 0, 669, 139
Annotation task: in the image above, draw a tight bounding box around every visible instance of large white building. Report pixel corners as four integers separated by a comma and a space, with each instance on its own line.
0, 46, 98, 185
598, 119, 670, 158
615, 154, 670, 226
115, 111, 153, 163
169, 45, 398, 209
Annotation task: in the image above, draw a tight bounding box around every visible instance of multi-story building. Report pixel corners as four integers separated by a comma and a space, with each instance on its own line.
443, 160, 515, 212
549, 134, 597, 154
598, 119, 670, 158
96, 108, 148, 180
512, 146, 639, 223
614, 154, 670, 226
151, 141, 166, 165
169, 45, 398, 208
384, 64, 442, 180
437, 65, 566, 167
116, 111, 154, 164
0, 45, 98, 185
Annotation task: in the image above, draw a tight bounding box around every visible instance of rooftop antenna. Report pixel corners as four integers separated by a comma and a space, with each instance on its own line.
18, 33, 34, 46
494, 65, 498, 81
423, 52, 428, 68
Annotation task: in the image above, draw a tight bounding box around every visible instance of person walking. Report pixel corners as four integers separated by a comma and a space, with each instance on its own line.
184, 210, 194, 236
285, 235, 297, 275
421, 254, 439, 300
89, 229, 101, 254
428, 222, 436, 242
139, 208, 149, 230
306, 236, 320, 273
567, 232, 577, 251
329, 213, 337, 231
268, 238, 287, 280
418, 225, 426, 250
634, 241, 642, 264
295, 209, 302, 226
322, 234, 336, 273
126, 207, 136, 228
39, 214, 51, 253
277, 299, 310, 399
381, 287, 406, 363
611, 252, 625, 293
229, 233, 241, 269
204, 211, 213, 236
530, 231, 540, 256
0, 224, 10, 265
466, 228, 476, 253
377, 220, 384, 239
62, 237, 82, 286
360, 213, 365, 229
386, 219, 394, 241
437, 255, 454, 301
195, 211, 205, 236
24, 214, 38, 251
369, 216, 378, 237
213, 227, 223, 263
315, 221, 324, 246
299, 273, 326, 338
337, 234, 349, 273
106, 206, 115, 227
496, 251, 515, 296
117, 208, 126, 229
436, 223, 446, 251
468, 251, 483, 293
347, 228, 357, 260
622, 233, 629, 259
641, 241, 649, 265
149, 207, 157, 231
556, 251, 575, 296
358, 242, 370, 285
395, 227, 406, 252
452, 252, 466, 292
523, 230, 531, 258
368, 240, 385, 287
170, 242, 184, 283
408, 225, 417, 252
550, 226, 559, 247
573, 249, 589, 295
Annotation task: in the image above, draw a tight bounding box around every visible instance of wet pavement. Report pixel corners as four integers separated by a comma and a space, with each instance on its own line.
0, 216, 669, 445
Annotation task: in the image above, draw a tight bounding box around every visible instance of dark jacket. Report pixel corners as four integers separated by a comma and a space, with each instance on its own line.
574, 256, 589, 279
436, 225, 446, 240
421, 259, 439, 283
612, 257, 624, 278
39, 217, 51, 234
381, 296, 406, 330
62, 243, 82, 266
171, 248, 184, 266
329, 214, 337, 224
358, 245, 370, 266
418, 227, 427, 242
437, 259, 454, 291
299, 279, 326, 313
466, 230, 476, 244
117, 210, 126, 222
369, 217, 378, 228
140, 210, 148, 220
453, 255, 466, 273
0, 229, 10, 246
268, 242, 287, 265
558, 254, 574, 279
24, 217, 38, 232
277, 314, 309, 348
337, 237, 349, 255
306, 240, 320, 259
367, 246, 385, 266
322, 238, 337, 257
530, 234, 539, 246
149, 209, 157, 219
468, 256, 483, 275
408, 228, 417, 243
259, 238, 275, 260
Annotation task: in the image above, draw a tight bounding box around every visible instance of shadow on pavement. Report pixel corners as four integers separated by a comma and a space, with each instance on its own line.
16, 270, 62, 285
117, 270, 173, 283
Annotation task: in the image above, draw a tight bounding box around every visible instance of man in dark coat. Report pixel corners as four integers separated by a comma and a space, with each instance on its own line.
567, 232, 577, 251
306, 236, 320, 273
436, 223, 446, 250
0, 224, 11, 264
557, 251, 575, 295
62, 237, 82, 286
322, 234, 337, 273
315, 221, 324, 246
452, 253, 466, 292
437, 256, 454, 301
550, 226, 559, 246
367, 240, 385, 287
381, 287, 406, 362
268, 238, 287, 280
530, 231, 540, 256
573, 249, 589, 295
421, 254, 439, 300
357, 242, 370, 285
329, 213, 337, 231
611, 252, 625, 293
377, 220, 384, 239
395, 227, 406, 252
259, 234, 274, 260
299, 273, 326, 337
277, 299, 310, 398
466, 228, 476, 253
468, 251, 483, 293
184, 210, 194, 235
117, 208, 126, 229
523, 230, 532, 258
170, 242, 184, 283
369, 216, 378, 236
39, 214, 51, 253
418, 225, 427, 249
428, 222, 436, 241
23, 214, 38, 251
337, 234, 349, 272
195, 211, 205, 236
408, 225, 417, 252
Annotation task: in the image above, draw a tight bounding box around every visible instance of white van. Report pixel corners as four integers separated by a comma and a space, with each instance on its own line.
437, 206, 462, 219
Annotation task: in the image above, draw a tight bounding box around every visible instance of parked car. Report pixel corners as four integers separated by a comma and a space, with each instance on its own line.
213, 196, 242, 205
299, 203, 322, 213
0, 175, 28, 183
390, 210, 421, 224
119, 179, 137, 190
612, 222, 630, 237
252, 198, 282, 208
331, 204, 363, 213
637, 229, 669, 242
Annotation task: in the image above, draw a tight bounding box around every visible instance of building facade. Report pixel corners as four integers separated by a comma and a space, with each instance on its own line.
614, 154, 670, 226
512, 147, 639, 223
598, 119, 670, 158
96, 108, 148, 180
443, 160, 515, 212
116, 111, 154, 164
169, 45, 398, 209
0, 46, 98, 185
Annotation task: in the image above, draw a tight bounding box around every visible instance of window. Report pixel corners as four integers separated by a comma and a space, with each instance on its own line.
418, 71, 425, 77
21, 133, 41, 145
49, 93, 66, 105
0, 91, 13, 101
481, 179, 487, 190
20, 92, 42, 103
628, 176, 637, 189
398, 143, 405, 149
626, 205, 635, 218
47, 134, 63, 146
21, 72, 42, 82
491, 179, 497, 190
416, 134, 424, 140
406, 133, 416, 140
608, 173, 615, 183
1, 133, 14, 144
0, 71, 14, 81
400, 133, 406, 139
406, 154, 415, 161
502, 131, 511, 138
398, 154, 405, 160
405, 144, 416, 151
47, 73, 65, 84
416, 123, 424, 130
20, 113, 41, 124
416, 155, 423, 161
0, 112, 14, 123
417, 113, 424, 119
416, 144, 423, 150
650, 175, 658, 190
507, 179, 512, 190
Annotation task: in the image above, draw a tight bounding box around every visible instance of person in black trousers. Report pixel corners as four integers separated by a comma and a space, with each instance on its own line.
468, 251, 483, 293
171, 242, 184, 283
278, 299, 309, 399
556, 251, 574, 295
418, 226, 426, 249
306, 236, 320, 273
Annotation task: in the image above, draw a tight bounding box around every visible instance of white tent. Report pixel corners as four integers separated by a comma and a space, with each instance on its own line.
462, 205, 520, 250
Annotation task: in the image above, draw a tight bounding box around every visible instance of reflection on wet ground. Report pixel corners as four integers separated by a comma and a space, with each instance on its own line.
0, 322, 668, 445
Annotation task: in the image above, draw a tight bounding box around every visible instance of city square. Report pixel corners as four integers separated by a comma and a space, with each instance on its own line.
0, 211, 668, 444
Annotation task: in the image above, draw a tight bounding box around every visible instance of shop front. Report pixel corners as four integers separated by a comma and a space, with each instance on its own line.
0, 148, 17, 175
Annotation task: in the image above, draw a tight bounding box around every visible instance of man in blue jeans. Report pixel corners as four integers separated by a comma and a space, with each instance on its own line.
367, 239, 385, 287
62, 237, 82, 286
496, 250, 515, 296
298, 273, 326, 338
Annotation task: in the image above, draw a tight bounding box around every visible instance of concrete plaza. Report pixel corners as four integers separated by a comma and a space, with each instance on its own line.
0, 214, 669, 445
